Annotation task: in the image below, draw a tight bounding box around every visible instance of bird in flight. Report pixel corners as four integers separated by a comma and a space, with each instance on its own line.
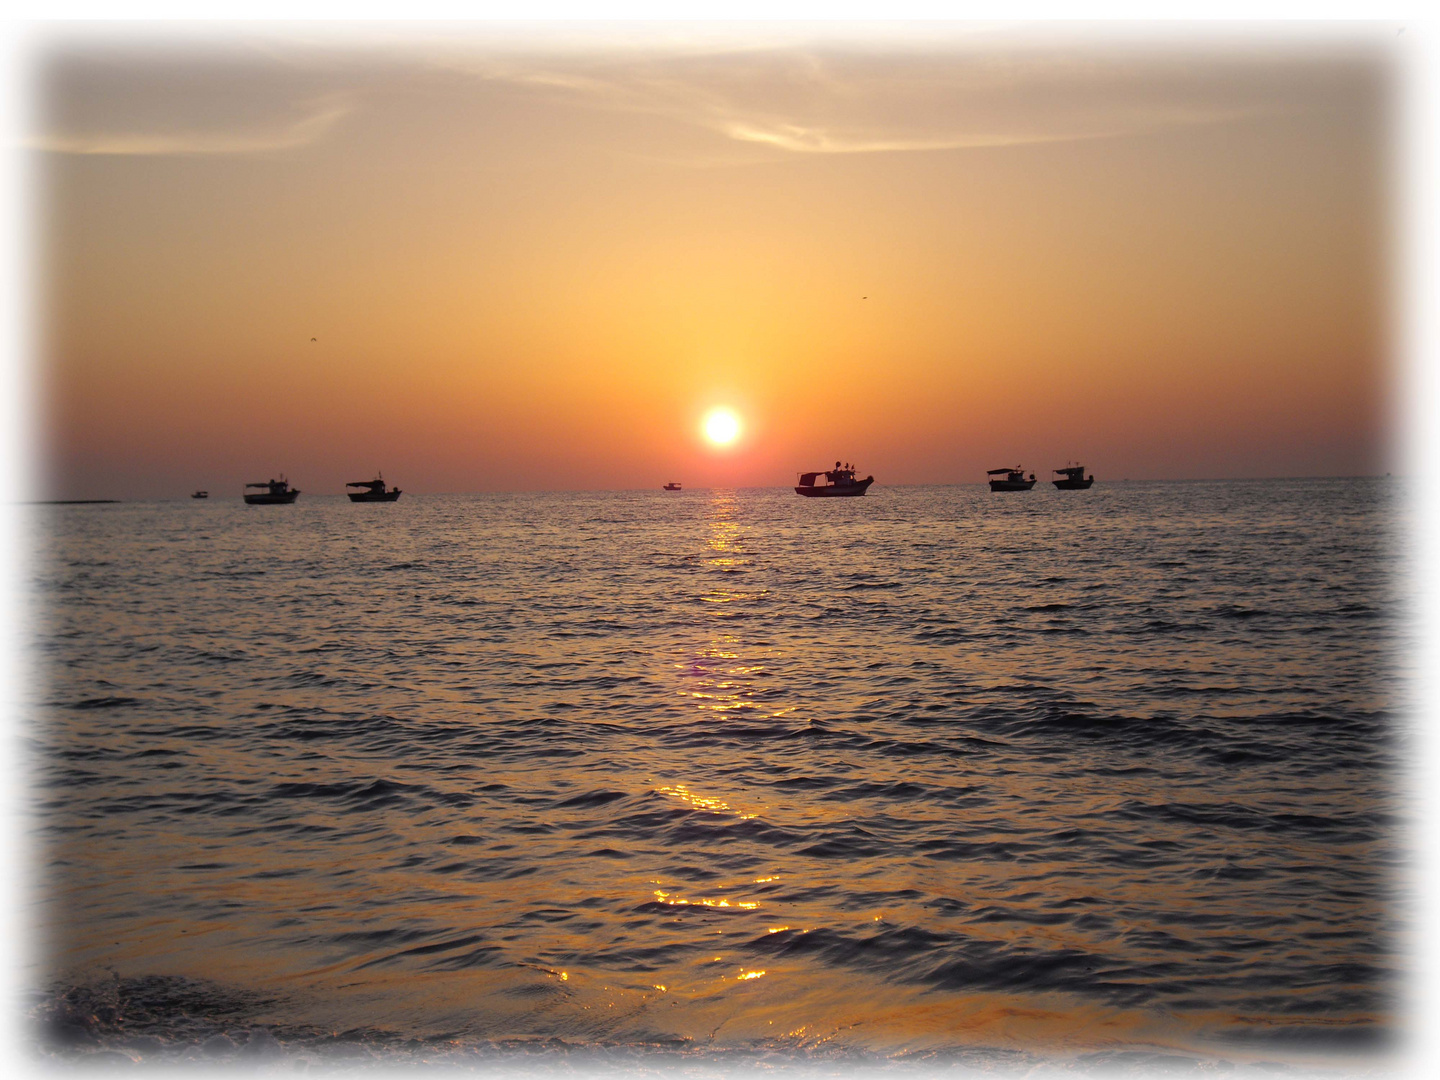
310, 337, 317, 342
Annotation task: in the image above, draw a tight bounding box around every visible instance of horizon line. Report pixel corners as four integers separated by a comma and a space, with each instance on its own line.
26, 474, 1397, 504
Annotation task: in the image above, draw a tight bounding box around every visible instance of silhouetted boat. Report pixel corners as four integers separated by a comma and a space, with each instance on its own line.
244, 478, 300, 504
988, 467, 1036, 492
347, 476, 402, 502
191, 490, 208, 499
1053, 465, 1094, 490
795, 463, 874, 497
663, 482, 682, 491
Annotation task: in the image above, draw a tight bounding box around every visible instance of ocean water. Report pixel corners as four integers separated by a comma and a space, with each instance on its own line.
24, 480, 1402, 1072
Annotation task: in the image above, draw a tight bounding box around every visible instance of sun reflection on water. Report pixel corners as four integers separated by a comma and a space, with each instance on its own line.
679, 493, 792, 728
699, 490, 764, 608
652, 890, 760, 910
654, 783, 758, 819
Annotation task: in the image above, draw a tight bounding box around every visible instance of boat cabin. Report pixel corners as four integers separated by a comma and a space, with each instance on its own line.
248, 478, 297, 496
798, 467, 857, 488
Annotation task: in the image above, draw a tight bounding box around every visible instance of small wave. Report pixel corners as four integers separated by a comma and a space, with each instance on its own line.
553, 789, 628, 809
267, 778, 475, 812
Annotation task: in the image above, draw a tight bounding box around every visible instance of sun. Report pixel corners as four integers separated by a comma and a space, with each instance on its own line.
702, 408, 741, 447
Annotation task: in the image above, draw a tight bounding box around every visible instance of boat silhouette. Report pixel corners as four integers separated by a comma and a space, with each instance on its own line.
987, 467, 1036, 492
243, 478, 299, 504
663, 482, 682, 491
190, 490, 208, 499
795, 462, 874, 497
347, 476, 402, 502
1053, 465, 1094, 490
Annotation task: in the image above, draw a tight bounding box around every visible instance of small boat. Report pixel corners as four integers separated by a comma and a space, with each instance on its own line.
663, 482, 682, 491
1053, 465, 1094, 490
988, 467, 1036, 492
243, 477, 300, 504
795, 462, 874, 497
191, 490, 208, 499
347, 476, 402, 502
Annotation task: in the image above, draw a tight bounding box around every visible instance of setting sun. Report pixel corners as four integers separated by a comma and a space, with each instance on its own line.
702, 408, 742, 447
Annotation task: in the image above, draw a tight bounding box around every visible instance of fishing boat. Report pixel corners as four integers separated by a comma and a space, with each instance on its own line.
347, 476, 402, 502
987, 467, 1036, 492
190, 490, 208, 499
1053, 465, 1094, 490
794, 462, 874, 497
663, 482, 682, 491
243, 478, 300, 504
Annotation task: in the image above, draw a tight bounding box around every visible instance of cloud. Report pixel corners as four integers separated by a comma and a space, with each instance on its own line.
29, 35, 1369, 164
455, 48, 1310, 158
713, 107, 1268, 155
31, 96, 351, 156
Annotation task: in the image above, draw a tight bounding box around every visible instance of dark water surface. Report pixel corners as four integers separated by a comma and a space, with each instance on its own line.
27, 481, 1401, 1070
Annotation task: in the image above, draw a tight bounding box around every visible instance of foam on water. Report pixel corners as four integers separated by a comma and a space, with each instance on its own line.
24, 480, 1401, 1071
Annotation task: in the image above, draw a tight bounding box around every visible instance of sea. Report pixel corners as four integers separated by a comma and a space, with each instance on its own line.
21, 479, 1405, 1074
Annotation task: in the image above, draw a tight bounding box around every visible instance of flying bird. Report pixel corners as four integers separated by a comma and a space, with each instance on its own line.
310, 337, 317, 342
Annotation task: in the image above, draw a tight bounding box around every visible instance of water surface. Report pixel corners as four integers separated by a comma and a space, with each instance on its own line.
27, 480, 1400, 1069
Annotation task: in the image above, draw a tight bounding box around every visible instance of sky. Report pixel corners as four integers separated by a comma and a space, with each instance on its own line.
30, 23, 1395, 498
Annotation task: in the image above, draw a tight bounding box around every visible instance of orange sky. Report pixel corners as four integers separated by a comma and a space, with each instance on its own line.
34, 25, 1393, 498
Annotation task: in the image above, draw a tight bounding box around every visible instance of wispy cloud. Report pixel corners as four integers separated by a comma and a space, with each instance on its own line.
31, 96, 351, 156
713, 107, 1268, 155
458, 48, 1307, 158
29, 35, 1363, 164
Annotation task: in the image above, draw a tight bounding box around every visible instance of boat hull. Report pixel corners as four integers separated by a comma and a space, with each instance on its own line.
348, 491, 402, 502
794, 477, 874, 497
244, 492, 299, 504
989, 479, 1035, 492
1053, 478, 1093, 490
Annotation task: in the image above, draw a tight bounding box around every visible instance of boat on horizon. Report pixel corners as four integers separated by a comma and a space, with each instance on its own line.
1053, 465, 1094, 490
347, 476, 402, 502
190, 490, 208, 499
663, 482, 682, 491
795, 462, 874, 497
244, 478, 300, 504
988, 467, 1036, 492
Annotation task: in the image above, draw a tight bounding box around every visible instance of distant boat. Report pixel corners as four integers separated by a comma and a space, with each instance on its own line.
795, 462, 874, 497
1053, 465, 1094, 490
244, 477, 300, 504
988, 467, 1036, 492
663, 482, 682, 491
347, 476, 402, 502
191, 490, 208, 499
